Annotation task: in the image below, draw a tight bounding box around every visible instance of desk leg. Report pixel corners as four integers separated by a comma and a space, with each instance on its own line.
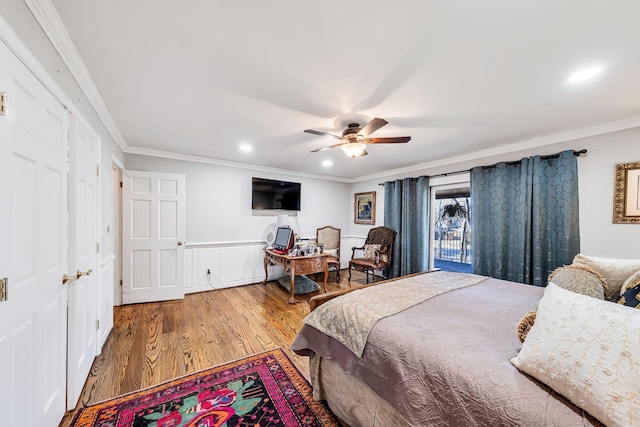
262, 257, 269, 285
322, 262, 328, 294
288, 271, 296, 304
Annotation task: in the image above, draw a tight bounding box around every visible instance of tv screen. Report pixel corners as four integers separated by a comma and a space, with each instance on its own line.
252, 177, 301, 211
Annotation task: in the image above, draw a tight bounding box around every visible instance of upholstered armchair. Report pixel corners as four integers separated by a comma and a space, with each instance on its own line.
349, 226, 397, 284
316, 226, 341, 282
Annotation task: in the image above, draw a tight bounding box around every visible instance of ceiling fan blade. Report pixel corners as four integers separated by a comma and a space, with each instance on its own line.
369, 136, 411, 144
310, 142, 345, 153
304, 129, 342, 139
359, 117, 388, 137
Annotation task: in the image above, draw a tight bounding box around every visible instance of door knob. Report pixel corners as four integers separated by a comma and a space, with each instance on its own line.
76, 269, 93, 279
62, 274, 75, 285
177, 241, 184, 246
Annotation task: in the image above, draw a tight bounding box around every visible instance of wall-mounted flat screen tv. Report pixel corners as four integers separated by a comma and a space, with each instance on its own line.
252, 177, 301, 211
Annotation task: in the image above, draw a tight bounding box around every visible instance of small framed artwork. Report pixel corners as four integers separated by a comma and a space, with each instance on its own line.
354, 191, 376, 225
613, 161, 640, 224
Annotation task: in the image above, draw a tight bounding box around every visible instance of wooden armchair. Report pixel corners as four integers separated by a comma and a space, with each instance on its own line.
316, 226, 341, 282
348, 226, 397, 284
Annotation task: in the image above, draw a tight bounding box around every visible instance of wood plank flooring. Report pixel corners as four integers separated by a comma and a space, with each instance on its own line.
60, 270, 371, 426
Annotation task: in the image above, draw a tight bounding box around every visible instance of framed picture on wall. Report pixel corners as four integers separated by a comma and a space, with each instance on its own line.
354, 191, 376, 224
613, 161, 640, 223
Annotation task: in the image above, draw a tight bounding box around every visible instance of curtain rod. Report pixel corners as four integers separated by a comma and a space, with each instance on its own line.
378, 149, 587, 186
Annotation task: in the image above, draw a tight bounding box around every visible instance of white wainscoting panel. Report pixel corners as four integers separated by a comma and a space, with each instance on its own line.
179, 236, 364, 295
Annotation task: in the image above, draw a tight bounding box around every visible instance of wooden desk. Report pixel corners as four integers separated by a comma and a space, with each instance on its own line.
262, 249, 329, 304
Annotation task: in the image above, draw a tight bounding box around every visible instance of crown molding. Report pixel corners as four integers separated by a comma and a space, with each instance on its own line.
125, 146, 352, 183
0, 13, 76, 110
352, 115, 640, 183
13, 0, 640, 183
23, 0, 128, 152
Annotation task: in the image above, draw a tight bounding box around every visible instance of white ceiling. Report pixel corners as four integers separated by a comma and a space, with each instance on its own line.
48, 0, 640, 180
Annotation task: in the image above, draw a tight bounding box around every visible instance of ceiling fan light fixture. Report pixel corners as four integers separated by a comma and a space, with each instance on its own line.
341, 142, 367, 158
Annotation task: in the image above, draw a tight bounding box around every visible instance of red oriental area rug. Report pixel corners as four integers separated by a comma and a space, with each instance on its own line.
71, 348, 338, 427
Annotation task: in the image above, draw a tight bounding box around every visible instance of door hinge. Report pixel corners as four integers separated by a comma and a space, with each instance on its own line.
0, 92, 7, 116
120, 181, 123, 188
120, 279, 123, 286
96, 319, 100, 330
0, 278, 7, 302
96, 165, 100, 176
96, 242, 100, 253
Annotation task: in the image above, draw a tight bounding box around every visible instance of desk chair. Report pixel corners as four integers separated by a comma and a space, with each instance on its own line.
316, 226, 341, 282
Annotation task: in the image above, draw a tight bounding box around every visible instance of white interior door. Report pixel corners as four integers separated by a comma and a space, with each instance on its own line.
0, 40, 69, 426
123, 170, 185, 304
67, 115, 100, 409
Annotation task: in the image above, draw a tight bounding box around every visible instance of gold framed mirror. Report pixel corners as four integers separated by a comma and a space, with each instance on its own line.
613, 161, 640, 223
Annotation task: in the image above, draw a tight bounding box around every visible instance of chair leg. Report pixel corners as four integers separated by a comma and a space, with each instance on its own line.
348, 265, 352, 282
336, 268, 341, 283
366, 271, 369, 284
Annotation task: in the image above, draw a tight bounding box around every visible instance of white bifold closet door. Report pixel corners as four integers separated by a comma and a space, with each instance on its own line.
0, 40, 69, 427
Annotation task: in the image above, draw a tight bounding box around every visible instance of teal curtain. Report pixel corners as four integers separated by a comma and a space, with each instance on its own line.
470, 150, 580, 286
384, 176, 430, 278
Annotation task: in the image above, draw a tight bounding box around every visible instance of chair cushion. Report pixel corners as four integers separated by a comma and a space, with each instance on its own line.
363, 244, 381, 260
349, 258, 386, 269
326, 258, 339, 266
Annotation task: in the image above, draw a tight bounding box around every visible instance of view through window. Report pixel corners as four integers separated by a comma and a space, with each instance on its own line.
434, 187, 471, 273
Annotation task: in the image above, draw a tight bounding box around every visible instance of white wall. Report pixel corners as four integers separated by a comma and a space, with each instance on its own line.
0, 3, 125, 258
125, 154, 354, 290
125, 154, 352, 242
351, 126, 640, 259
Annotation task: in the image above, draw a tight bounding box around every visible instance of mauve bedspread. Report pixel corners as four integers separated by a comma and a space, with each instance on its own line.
292, 277, 601, 426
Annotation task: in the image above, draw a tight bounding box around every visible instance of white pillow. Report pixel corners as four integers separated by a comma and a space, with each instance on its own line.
572, 254, 640, 301
511, 283, 640, 427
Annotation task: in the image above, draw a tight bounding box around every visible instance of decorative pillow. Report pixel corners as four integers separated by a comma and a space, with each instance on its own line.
511, 283, 640, 427
618, 284, 640, 309
323, 248, 338, 259
547, 265, 606, 300
516, 311, 536, 344
517, 265, 607, 343
572, 254, 640, 301
362, 244, 381, 260
620, 268, 640, 296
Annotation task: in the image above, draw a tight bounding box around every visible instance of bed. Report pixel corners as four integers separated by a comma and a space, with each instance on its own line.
291, 270, 614, 427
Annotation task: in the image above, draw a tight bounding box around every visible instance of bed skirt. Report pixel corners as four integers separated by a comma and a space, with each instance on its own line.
310, 354, 409, 427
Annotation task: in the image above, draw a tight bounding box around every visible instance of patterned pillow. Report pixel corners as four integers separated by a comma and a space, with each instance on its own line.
516, 311, 536, 344
511, 283, 640, 427
572, 254, 640, 301
618, 284, 640, 309
517, 265, 607, 343
547, 265, 606, 300
362, 244, 381, 260
620, 268, 640, 296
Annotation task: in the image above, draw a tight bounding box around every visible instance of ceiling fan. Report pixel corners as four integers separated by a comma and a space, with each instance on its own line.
305, 117, 411, 158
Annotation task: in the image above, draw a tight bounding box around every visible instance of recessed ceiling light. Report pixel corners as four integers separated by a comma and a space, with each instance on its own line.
239, 144, 253, 152
568, 67, 602, 83
322, 160, 333, 167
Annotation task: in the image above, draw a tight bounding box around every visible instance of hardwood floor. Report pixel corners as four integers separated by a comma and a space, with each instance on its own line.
60, 269, 371, 426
